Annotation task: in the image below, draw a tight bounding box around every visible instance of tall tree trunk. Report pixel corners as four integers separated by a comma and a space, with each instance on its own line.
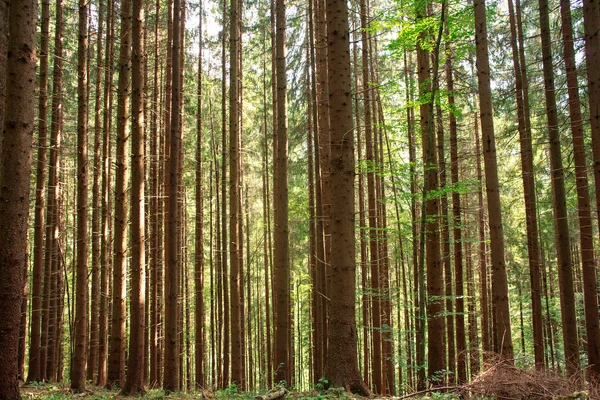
445, 45, 467, 383
360, 0, 382, 392
314, 0, 329, 373
164, 0, 182, 389
149, 0, 161, 386
582, 0, 600, 330
28, 0, 50, 381
576, 0, 600, 381
71, 0, 90, 388
506, 0, 545, 369
537, 0, 579, 376
88, 0, 105, 382
229, 0, 242, 383
195, 2, 205, 388
123, 0, 146, 390
97, 0, 114, 385
322, 0, 370, 394
273, 0, 290, 383
0, 0, 36, 394
43, 0, 64, 380
473, 0, 513, 360
108, 0, 132, 385
416, 2, 446, 384
0, 0, 7, 160
436, 85, 454, 385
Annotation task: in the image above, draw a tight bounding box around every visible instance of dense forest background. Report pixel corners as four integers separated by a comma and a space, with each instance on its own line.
0, 0, 600, 395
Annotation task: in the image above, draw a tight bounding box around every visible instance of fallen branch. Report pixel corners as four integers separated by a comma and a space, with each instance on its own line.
398, 385, 461, 399
254, 387, 287, 400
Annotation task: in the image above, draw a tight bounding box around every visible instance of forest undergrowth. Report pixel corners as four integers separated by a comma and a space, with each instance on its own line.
19, 363, 599, 400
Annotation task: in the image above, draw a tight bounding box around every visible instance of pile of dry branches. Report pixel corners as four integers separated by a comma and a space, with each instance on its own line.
465, 362, 589, 399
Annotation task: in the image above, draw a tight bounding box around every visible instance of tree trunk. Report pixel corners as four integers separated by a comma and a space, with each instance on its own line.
473, 0, 513, 361
122, 0, 146, 390
507, 0, 545, 369
88, 0, 105, 382
229, 0, 242, 383
108, 0, 132, 385
273, 0, 290, 383
445, 46, 467, 383
71, 0, 90, 388
537, 0, 579, 376
0, 0, 36, 394
322, 0, 370, 394
578, 0, 600, 382
97, 0, 114, 385
195, 2, 205, 388
164, 0, 182, 389
28, 0, 50, 382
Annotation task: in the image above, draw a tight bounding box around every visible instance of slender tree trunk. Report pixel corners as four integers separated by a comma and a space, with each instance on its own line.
71, 0, 90, 388
506, 0, 545, 369
195, 2, 205, 388
28, 0, 50, 382
360, 0, 382, 392
273, 0, 290, 383
0, 0, 36, 394
436, 86, 454, 385
229, 0, 242, 383
122, 0, 146, 390
149, 0, 161, 386
315, 0, 329, 372
43, 0, 64, 380
97, 0, 114, 385
88, 0, 105, 382
445, 46, 467, 383
537, 0, 579, 375
0, 0, 7, 160
164, 0, 182, 389
108, 0, 132, 385
27, 0, 50, 382
473, 0, 513, 360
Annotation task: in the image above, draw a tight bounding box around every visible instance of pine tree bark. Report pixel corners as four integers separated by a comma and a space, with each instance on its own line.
473, 0, 514, 361
42, 0, 64, 380
122, 0, 146, 391
506, 0, 544, 369
0, 0, 37, 394
537, 0, 579, 375
322, 0, 370, 394
229, 0, 243, 383
445, 46, 467, 383
108, 0, 132, 385
195, 2, 205, 388
97, 0, 114, 385
28, 0, 50, 381
71, 0, 90, 389
88, 0, 105, 382
579, 0, 600, 381
273, 0, 290, 384
0, 0, 7, 160
164, 0, 182, 389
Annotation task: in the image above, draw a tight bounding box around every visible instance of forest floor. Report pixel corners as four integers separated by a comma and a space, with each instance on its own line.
19, 363, 598, 400
19, 382, 372, 400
